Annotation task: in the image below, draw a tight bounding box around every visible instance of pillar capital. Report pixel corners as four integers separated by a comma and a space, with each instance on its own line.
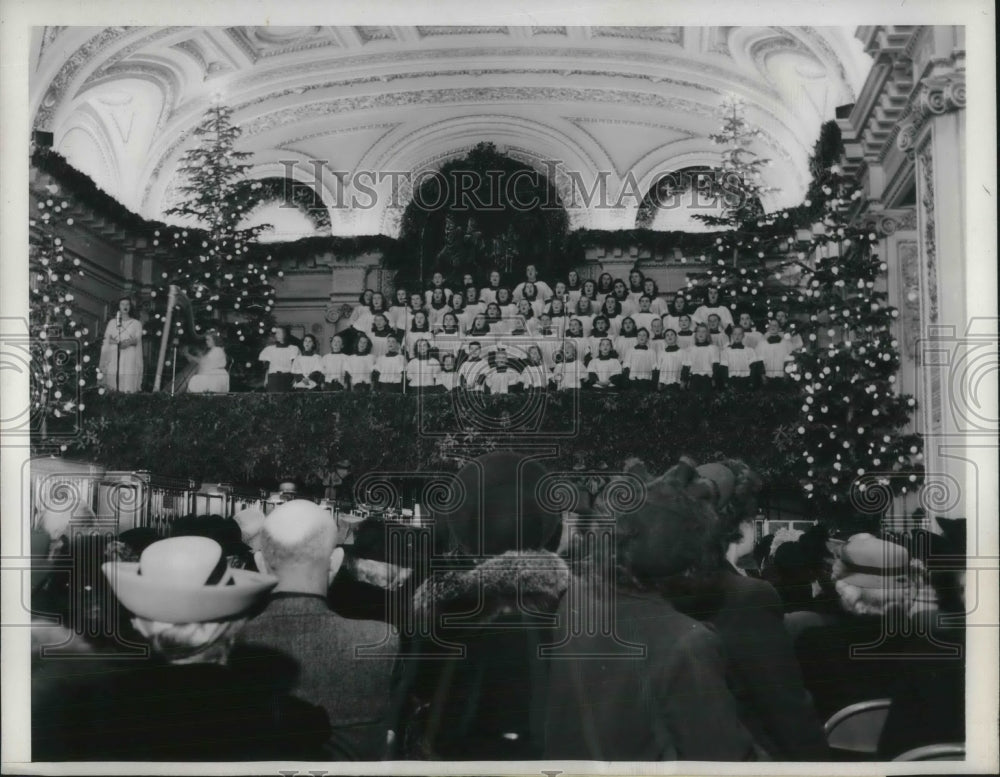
898, 66, 966, 154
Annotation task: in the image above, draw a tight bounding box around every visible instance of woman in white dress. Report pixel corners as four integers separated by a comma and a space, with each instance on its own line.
184, 331, 229, 393
100, 297, 143, 392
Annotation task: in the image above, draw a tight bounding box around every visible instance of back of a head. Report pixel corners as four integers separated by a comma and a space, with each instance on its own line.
169, 515, 230, 557
260, 500, 338, 574
117, 527, 162, 557
169, 514, 206, 539
772, 540, 814, 585
614, 467, 717, 587
685, 460, 763, 562
437, 451, 561, 556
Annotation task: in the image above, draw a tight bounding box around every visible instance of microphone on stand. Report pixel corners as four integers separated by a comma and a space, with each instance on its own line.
115, 310, 122, 392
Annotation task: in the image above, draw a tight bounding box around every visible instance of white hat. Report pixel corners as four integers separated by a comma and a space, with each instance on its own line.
836, 533, 911, 590
103, 536, 277, 623
232, 507, 266, 541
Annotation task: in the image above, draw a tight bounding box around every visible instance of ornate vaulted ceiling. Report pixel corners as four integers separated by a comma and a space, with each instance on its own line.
31, 26, 872, 237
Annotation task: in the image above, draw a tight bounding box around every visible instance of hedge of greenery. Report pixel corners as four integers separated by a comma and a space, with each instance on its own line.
61, 387, 806, 505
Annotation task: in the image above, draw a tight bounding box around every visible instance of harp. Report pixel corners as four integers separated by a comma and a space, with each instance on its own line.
153, 285, 199, 393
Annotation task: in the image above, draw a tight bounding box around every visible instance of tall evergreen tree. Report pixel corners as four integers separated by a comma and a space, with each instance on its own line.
151, 101, 275, 389
785, 123, 923, 517
29, 193, 101, 448
687, 96, 795, 326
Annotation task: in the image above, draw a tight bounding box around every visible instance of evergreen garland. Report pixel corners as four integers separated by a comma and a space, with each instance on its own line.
233, 177, 333, 230
66, 389, 804, 499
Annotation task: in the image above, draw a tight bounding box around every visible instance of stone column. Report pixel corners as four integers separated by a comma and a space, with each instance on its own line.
876, 212, 920, 527
898, 53, 970, 520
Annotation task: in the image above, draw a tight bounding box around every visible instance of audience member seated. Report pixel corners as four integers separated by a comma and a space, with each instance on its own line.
543, 458, 759, 761
105, 526, 162, 562
766, 525, 842, 623
170, 513, 256, 570
234, 500, 398, 760
792, 533, 925, 722
232, 507, 266, 552
31, 504, 111, 636
877, 523, 966, 759
679, 460, 828, 760
33, 536, 330, 761
394, 452, 567, 760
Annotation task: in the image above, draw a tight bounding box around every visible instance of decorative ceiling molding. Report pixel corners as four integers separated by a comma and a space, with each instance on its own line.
354, 26, 397, 44
35, 26, 132, 128
275, 123, 402, 156
241, 86, 719, 138
749, 33, 809, 74
33, 25, 870, 229
591, 26, 683, 45
223, 26, 340, 63
565, 117, 697, 177
36, 26, 66, 70
707, 27, 733, 57
230, 66, 720, 120
795, 26, 855, 100
84, 60, 180, 129
80, 28, 187, 93
358, 113, 605, 182
171, 39, 207, 73
225, 45, 773, 97
415, 26, 510, 38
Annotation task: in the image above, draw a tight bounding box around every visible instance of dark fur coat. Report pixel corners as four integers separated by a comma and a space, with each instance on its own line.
396, 550, 569, 760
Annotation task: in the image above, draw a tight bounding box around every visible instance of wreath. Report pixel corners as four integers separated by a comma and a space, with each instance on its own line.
325, 302, 354, 324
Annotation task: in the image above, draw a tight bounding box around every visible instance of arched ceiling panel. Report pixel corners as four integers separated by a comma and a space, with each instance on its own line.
30, 25, 872, 234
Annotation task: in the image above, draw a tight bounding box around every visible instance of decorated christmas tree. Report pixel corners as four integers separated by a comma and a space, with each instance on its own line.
785, 122, 923, 518
152, 101, 275, 390
687, 96, 796, 326
29, 192, 102, 448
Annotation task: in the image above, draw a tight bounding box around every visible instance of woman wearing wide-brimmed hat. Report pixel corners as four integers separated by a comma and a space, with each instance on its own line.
33, 536, 330, 761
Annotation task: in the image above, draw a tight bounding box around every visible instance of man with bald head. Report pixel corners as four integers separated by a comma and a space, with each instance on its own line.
233, 500, 398, 760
